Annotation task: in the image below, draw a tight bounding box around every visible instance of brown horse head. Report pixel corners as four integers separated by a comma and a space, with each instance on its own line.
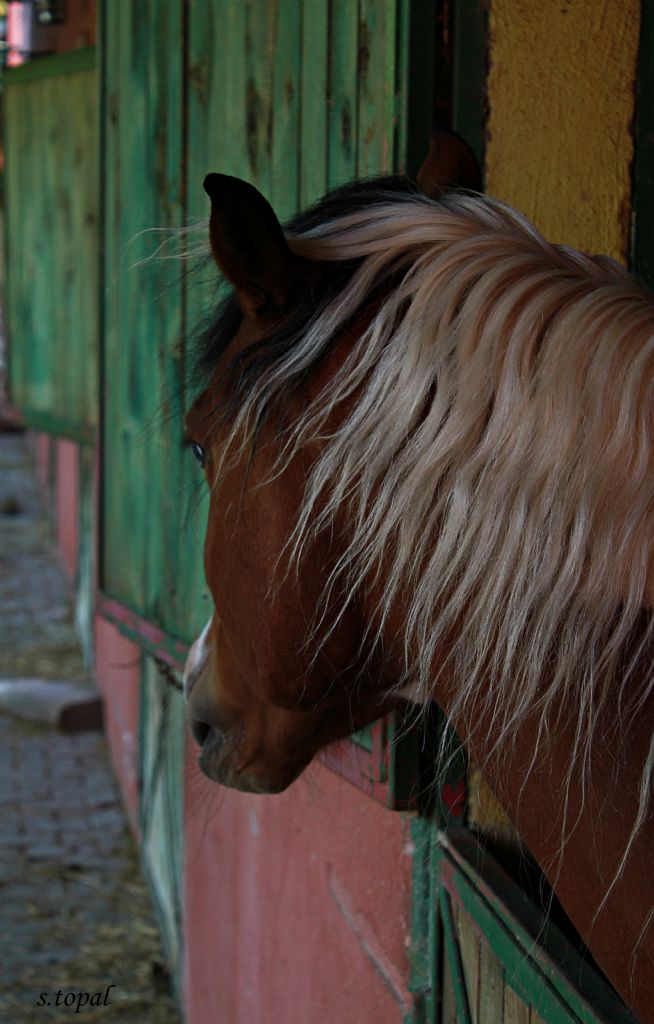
183, 176, 395, 793
181, 133, 654, 1019
183, 134, 480, 793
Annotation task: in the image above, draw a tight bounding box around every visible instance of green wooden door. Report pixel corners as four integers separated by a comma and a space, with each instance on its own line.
100, 0, 436, 645
407, 829, 636, 1024
4, 49, 98, 441
99, 0, 438, 806
100, 0, 207, 641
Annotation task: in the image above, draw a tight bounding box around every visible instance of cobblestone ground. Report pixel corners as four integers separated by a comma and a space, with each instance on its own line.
0, 433, 181, 1024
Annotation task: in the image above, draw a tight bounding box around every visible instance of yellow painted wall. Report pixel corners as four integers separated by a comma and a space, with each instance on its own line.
486, 0, 640, 262
471, 0, 640, 838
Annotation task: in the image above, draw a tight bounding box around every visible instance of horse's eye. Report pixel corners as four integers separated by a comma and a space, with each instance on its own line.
190, 442, 208, 466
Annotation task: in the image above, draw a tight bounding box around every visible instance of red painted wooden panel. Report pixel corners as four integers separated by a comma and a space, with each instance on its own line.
183, 752, 415, 1024
94, 615, 141, 837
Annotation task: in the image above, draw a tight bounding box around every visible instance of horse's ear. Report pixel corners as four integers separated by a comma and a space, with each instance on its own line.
416, 128, 482, 197
204, 173, 301, 318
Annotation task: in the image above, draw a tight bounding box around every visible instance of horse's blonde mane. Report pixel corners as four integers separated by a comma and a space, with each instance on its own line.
216, 189, 654, 832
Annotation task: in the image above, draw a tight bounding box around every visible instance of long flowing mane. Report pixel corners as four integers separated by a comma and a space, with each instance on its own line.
196, 177, 654, 836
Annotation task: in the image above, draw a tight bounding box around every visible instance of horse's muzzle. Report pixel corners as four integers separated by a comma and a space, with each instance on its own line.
191, 714, 304, 794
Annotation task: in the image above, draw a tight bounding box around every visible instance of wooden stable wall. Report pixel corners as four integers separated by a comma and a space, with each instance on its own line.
99, 0, 433, 649
98, 2, 434, 1018
4, 48, 98, 442
4, 1, 652, 1022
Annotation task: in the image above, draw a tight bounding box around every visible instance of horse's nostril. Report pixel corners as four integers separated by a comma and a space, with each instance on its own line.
191, 719, 212, 747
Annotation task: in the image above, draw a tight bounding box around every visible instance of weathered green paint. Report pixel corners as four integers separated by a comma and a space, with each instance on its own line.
4, 46, 96, 83
430, 832, 637, 1024
4, 48, 98, 441
99, 1, 441, 818
101, 2, 436, 647
328, 1, 360, 188
101, 0, 210, 642
299, 0, 329, 206
406, 817, 433, 1024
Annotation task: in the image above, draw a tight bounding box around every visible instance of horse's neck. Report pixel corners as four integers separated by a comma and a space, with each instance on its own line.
436, 672, 654, 1020
369, 580, 653, 1016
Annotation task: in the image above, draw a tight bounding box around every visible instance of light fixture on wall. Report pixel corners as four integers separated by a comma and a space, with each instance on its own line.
34, 0, 65, 25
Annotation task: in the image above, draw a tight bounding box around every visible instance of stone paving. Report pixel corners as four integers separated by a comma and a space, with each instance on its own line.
0, 433, 181, 1024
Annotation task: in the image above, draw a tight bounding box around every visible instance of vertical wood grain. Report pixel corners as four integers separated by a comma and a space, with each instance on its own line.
4, 53, 98, 437
457, 903, 481, 1024
328, 0, 359, 187
357, 0, 396, 176
299, 0, 329, 206
503, 984, 530, 1024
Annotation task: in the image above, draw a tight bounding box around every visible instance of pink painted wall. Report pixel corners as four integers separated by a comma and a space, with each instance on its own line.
55, 439, 79, 581
184, 755, 414, 1024
94, 616, 141, 836
32, 429, 140, 835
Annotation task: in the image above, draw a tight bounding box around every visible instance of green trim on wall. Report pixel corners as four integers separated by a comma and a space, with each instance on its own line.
4, 46, 95, 83
406, 817, 436, 1024
433, 832, 636, 1023
18, 411, 95, 445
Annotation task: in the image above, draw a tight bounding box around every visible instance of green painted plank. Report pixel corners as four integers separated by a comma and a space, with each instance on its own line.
222, 0, 251, 181
4, 57, 98, 437
101, 0, 197, 638
328, 0, 359, 187
3, 45, 95, 83
407, 818, 433, 1024
357, 0, 396, 176
299, 0, 329, 206
102, 0, 151, 609
271, 0, 302, 222
7, 413, 94, 445
435, 834, 636, 1024
243, 0, 275, 198
146, 0, 185, 633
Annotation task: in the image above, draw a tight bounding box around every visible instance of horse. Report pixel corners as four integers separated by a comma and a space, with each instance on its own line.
182, 131, 654, 1020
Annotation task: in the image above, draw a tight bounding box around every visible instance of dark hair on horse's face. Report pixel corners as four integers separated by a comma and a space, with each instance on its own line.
191, 176, 425, 433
